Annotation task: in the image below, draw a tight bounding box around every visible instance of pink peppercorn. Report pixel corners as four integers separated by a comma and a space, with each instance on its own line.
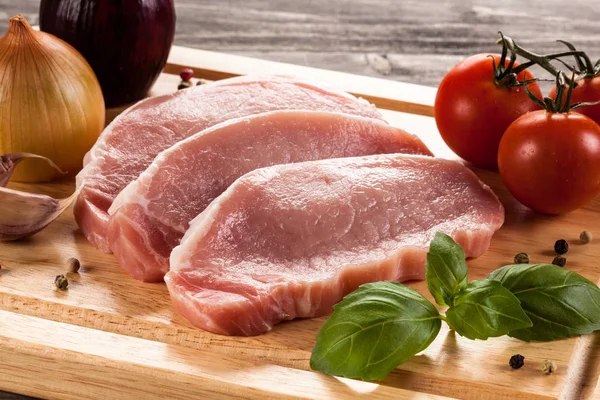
180, 68, 194, 82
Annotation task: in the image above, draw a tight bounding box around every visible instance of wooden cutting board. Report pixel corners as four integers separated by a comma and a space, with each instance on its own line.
1, 47, 599, 400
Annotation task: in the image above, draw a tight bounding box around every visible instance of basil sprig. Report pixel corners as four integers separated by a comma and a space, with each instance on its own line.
310, 232, 600, 380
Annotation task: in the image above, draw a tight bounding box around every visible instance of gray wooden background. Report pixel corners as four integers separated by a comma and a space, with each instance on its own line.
1, 0, 599, 87
0, 1, 598, 399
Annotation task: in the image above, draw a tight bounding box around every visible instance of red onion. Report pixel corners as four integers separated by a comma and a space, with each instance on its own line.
40, 0, 176, 108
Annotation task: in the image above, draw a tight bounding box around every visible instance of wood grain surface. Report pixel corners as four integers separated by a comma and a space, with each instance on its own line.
1, 0, 599, 87
0, 2, 600, 398
1, 311, 451, 400
0, 61, 599, 398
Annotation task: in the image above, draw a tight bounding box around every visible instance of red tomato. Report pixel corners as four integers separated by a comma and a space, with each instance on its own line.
498, 111, 600, 214
435, 54, 542, 169
549, 76, 600, 124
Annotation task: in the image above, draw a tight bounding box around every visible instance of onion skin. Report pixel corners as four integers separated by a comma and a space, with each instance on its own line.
40, 0, 176, 108
0, 16, 105, 182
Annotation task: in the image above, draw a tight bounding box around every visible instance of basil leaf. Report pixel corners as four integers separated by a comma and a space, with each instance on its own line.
445, 280, 532, 340
310, 281, 441, 380
425, 232, 468, 306
488, 264, 600, 341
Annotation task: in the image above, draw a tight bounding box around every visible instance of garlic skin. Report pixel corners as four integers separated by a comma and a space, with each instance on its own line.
0, 15, 105, 182
0, 153, 64, 186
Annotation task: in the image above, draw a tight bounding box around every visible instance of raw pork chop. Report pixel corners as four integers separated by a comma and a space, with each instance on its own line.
166, 154, 505, 336
75, 75, 383, 253
108, 110, 432, 282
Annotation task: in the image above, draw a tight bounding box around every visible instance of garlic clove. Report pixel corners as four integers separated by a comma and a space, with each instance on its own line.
0, 187, 77, 241
1, 152, 74, 241
1, 153, 65, 187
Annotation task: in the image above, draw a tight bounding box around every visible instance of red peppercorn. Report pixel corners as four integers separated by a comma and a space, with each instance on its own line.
180, 68, 194, 82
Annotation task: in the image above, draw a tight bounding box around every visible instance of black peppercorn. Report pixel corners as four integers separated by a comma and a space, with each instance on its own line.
509, 354, 525, 369
552, 255, 567, 267
554, 239, 569, 254
514, 252, 529, 264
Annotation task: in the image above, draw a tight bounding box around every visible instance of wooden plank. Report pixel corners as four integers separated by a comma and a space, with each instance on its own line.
0, 310, 446, 400
164, 45, 436, 117
1, 70, 599, 399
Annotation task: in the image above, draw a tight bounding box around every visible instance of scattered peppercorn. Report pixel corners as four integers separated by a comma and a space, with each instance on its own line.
196, 78, 210, 86
179, 68, 194, 82
542, 359, 557, 374
509, 354, 525, 369
554, 239, 569, 254
178, 81, 193, 90
580, 231, 592, 244
66, 257, 80, 274
514, 252, 529, 264
54, 274, 68, 290
552, 255, 567, 267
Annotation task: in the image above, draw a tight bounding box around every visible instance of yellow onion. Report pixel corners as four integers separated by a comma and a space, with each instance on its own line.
0, 15, 105, 182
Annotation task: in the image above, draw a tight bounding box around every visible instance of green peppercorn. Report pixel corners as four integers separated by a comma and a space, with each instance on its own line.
178, 81, 193, 90
580, 231, 592, 244
552, 255, 566, 267
542, 359, 557, 374
54, 274, 68, 290
554, 239, 569, 254
514, 252, 529, 264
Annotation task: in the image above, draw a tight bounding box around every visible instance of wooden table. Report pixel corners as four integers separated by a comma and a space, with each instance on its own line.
2, 0, 599, 88
1, 2, 600, 399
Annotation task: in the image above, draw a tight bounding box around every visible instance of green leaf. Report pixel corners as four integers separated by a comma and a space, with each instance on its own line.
425, 232, 468, 306
488, 264, 600, 341
310, 282, 441, 380
445, 280, 532, 340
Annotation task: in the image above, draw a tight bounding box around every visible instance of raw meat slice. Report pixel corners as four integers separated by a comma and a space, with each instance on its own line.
108, 110, 432, 282
75, 75, 384, 253
165, 154, 505, 336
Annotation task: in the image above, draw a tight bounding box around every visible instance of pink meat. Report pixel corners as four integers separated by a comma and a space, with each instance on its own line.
107, 111, 432, 282
165, 154, 505, 336
75, 75, 383, 253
